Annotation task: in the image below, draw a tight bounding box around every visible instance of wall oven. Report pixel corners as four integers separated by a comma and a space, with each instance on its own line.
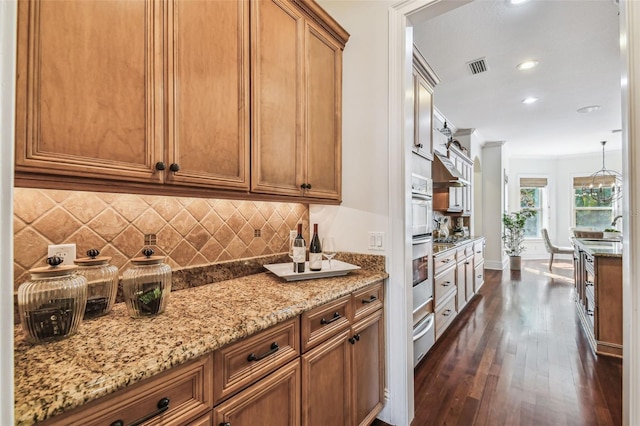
412, 236, 434, 367
411, 173, 433, 238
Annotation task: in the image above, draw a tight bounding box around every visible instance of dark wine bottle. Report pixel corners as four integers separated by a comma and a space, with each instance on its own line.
293, 223, 306, 273
309, 224, 322, 271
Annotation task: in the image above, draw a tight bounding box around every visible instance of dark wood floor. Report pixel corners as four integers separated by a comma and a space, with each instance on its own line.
378, 259, 622, 426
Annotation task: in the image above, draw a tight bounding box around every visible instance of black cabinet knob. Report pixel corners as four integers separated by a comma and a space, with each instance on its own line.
169, 163, 180, 172
155, 162, 166, 171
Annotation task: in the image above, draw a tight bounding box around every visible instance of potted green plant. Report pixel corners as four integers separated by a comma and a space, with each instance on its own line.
502, 209, 537, 270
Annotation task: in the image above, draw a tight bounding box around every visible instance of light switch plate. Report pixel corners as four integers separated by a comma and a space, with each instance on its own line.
368, 232, 384, 251
48, 243, 76, 266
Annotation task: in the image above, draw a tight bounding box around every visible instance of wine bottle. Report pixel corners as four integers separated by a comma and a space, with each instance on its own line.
309, 224, 322, 271
293, 223, 306, 273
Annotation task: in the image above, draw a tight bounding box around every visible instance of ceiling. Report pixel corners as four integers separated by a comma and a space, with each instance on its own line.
410, 0, 622, 158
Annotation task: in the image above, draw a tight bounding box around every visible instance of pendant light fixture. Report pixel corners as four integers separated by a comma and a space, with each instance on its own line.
439, 121, 452, 142
581, 141, 622, 205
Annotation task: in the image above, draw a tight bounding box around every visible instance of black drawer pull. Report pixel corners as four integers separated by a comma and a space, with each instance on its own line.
362, 295, 378, 304
443, 309, 452, 317
586, 281, 594, 287
247, 342, 279, 362
111, 397, 170, 426
441, 259, 451, 263
465, 261, 470, 265
220, 423, 231, 426
320, 312, 341, 325
442, 281, 451, 287
348, 334, 361, 344
587, 309, 594, 317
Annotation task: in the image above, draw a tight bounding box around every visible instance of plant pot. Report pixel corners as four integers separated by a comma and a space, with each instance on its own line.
603, 231, 621, 240
509, 256, 521, 271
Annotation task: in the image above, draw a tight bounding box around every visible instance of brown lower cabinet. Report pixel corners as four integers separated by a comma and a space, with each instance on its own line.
39, 281, 384, 426
213, 359, 301, 426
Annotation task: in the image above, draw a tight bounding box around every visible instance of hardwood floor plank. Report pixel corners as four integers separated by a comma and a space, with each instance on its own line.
409, 259, 622, 426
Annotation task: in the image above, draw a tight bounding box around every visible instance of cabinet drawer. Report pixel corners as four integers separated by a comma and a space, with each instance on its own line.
434, 266, 456, 308
585, 253, 595, 275
44, 355, 213, 426
434, 251, 456, 276
585, 286, 595, 329
435, 293, 457, 340
214, 318, 299, 404
473, 240, 484, 262
352, 281, 384, 322
301, 295, 351, 352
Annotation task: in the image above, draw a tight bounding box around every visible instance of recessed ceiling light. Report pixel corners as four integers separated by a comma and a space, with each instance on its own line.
576, 105, 602, 113
516, 60, 539, 71
510, 0, 528, 4
522, 97, 538, 104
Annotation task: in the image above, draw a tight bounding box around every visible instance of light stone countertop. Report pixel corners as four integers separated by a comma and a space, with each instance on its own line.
573, 237, 623, 258
14, 268, 387, 425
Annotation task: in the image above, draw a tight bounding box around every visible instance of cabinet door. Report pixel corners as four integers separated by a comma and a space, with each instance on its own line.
214, 359, 301, 426
166, 0, 250, 190
15, 0, 163, 183
474, 260, 485, 292
304, 21, 343, 200
414, 69, 434, 160
251, 0, 305, 197
351, 310, 384, 426
465, 257, 474, 301
301, 329, 351, 426
456, 261, 466, 312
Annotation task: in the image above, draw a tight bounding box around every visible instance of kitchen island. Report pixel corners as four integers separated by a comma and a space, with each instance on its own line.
14, 263, 387, 425
572, 238, 622, 358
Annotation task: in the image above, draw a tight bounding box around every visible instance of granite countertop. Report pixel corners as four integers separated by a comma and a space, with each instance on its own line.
432, 236, 485, 256
14, 267, 387, 425
573, 237, 623, 258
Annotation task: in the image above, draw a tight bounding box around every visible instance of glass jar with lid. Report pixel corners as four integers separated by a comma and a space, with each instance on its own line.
122, 248, 171, 318
18, 256, 88, 344
74, 249, 118, 319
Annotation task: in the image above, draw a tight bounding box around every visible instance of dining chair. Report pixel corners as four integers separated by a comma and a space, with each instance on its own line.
542, 228, 574, 271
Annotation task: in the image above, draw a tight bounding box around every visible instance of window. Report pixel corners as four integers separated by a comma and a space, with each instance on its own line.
519, 177, 547, 239
573, 176, 614, 230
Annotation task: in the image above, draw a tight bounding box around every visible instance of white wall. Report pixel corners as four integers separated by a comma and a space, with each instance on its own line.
508, 150, 623, 258
0, 0, 15, 423
481, 142, 507, 269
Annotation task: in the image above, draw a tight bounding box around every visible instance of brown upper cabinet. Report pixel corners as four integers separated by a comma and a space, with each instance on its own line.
250, 0, 347, 201
15, 0, 348, 203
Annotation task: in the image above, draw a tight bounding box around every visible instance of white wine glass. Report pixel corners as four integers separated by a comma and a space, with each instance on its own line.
322, 237, 337, 269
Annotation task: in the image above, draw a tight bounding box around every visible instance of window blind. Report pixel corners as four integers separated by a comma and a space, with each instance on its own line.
519, 177, 548, 188
573, 175, 616, 188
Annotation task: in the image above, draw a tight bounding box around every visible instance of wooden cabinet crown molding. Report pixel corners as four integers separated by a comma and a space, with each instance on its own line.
292, 0, 350, 47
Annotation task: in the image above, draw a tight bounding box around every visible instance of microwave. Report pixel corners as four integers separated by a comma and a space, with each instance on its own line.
411, 173, 433, 238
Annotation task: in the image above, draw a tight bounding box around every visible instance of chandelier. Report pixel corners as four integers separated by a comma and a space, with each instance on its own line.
581, 141, 622, 205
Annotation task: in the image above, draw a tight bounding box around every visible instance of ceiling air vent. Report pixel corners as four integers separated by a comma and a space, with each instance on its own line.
467, 57, 488, 75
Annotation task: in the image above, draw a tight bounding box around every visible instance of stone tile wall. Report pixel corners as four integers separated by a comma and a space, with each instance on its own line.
13, 188, 308, 291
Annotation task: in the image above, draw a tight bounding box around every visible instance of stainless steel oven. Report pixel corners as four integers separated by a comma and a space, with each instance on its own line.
412, 236, 434, 367
411, 173, 433, 238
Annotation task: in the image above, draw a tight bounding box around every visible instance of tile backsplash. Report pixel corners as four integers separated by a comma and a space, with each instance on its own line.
13, 188, 309, 291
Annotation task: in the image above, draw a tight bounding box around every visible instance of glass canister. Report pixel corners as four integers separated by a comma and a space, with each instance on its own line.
74, 249, 118, 319
18, 256, 88, 344
122, 248, 171, 318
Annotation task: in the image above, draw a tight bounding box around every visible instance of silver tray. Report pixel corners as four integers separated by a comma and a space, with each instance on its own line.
264, 260, 360, 282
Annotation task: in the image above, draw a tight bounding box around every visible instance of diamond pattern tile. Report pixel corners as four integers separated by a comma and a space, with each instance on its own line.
13, 188, 308, 290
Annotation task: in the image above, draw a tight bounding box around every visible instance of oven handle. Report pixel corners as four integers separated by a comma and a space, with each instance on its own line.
412, 236, 432, 245
413, 314, 434, 342
412, 297, 433, 315
411, 192, 432, 201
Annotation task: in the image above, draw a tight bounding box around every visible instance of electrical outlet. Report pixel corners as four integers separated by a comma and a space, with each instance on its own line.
48, 243, 77, 265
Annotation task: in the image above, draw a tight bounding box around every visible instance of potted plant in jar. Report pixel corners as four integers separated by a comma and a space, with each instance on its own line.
603, 228, 622, 240
502, 209, 537, 270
